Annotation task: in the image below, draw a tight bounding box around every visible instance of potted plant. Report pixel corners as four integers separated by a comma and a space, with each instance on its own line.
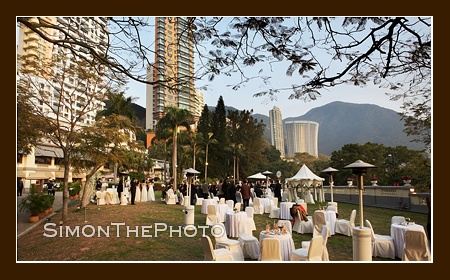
370, 177, 378, 186
346, 178, 354, 187
18, 186, 48, 223
402, 176, 412, 186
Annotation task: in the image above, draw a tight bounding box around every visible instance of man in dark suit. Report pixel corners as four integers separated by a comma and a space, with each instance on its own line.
117, 176, 124, 202
274, 180, 282, 202
130, 178, 138, 205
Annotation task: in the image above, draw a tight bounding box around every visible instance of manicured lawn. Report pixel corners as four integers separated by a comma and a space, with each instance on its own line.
17, 191, 428, 262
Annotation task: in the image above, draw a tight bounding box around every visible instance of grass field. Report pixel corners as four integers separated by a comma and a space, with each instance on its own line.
17, 190, 428, 262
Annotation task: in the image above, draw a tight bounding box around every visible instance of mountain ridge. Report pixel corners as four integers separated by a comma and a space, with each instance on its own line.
134, 101, 424, 156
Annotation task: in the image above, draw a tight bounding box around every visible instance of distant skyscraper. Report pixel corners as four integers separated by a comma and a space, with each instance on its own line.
146, 17, 202, 131
269, 106, 285, 157
285, 121, 319, 157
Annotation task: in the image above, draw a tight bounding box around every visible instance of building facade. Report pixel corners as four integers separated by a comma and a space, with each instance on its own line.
17, 17, 109, 188
146, 17, 202, 131
269, 106, 285, 157
285, 120, 319, 157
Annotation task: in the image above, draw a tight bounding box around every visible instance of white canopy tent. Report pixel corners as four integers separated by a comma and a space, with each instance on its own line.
247, 172, 268, 180
286, 164, 325, 203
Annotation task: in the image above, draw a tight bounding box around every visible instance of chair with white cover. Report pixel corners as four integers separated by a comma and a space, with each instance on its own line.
238, 219, 260, 260
391, 216, 406, 224
335, 209, 356, 236
269, 198, 280, 219
212, 223, 244, 261
195, 193, 204, 206
301, 225, 330, 261
226, 200, 235, 211
260, 238, 282, 261
290, 235, 324, 261
206, 204, 219, 226
234, 202, 242, 211
327, 202, 338, 214
179, 191, 185, 206
292, 210, 313, 234
277, 220, 293, 234
312, 211, 330, 237
245, 206, 257, 230
201, 235, 234, 261
96, 191, 106, 205
327, 205, 337, 213
165, 189, 177, 205
219, 197, 226, 204
365, 220, 395, 259
252, 197, 264, 215
402, 230, 431, 261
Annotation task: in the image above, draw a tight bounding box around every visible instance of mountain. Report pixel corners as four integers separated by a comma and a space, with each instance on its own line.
271, 101, 424, 155
133, 101, 424, 155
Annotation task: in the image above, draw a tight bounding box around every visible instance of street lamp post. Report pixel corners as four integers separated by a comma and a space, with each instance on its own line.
344, 159, 376, 261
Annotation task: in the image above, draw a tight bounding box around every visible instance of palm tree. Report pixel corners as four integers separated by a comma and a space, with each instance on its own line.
229, 143, 244, 182
203, 132, 218, 182
157, 107, 192, 191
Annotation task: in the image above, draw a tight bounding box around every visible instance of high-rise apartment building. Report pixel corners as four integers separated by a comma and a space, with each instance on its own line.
285, 120, 319, 157
269, 106, 285, 157
17, 17, 109, 185
146, 17, 202, 131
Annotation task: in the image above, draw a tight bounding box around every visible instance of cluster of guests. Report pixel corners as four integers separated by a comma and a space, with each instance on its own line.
116, 177, 156, 205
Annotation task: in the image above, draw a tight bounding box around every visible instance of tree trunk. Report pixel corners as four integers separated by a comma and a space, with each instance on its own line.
172, 128, 178, 191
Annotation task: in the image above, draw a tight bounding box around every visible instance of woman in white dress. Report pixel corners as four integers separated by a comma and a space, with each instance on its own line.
140, 179, 148, 202
135, 182, 141, 202
148, 179, 156, 201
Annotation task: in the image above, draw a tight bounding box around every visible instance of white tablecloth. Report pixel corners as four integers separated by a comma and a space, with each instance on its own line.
280, 202, 295, 220
201, 199, 216, 214
216, 204, 229, 223
259, 231, 295, 261
225, 211, 248, 238
259, 198, 271, 213
390, 223, 426, 258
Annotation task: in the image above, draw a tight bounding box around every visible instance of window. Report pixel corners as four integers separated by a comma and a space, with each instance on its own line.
35, 156, 52, 165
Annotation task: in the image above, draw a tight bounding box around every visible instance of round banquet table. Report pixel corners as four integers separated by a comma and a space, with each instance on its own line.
225, 211, 248, 238
201, 199, 216, 214
390, 223, 426, 258
280, 202, 295, 220
259, 230, 295, 261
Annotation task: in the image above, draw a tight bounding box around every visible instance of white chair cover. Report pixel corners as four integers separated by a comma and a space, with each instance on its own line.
201, 235, 234, 261
312, 211, 330, 237
402, 230, 431, 261
269, 198, 280, 219
195, 193, 204, 206
291, 235, 323, 261
206, 204, 219, 226
219, 197, 226, 204
260, 238, 282, 261
365, 220, 395, 259
391, 216, 406, 224
335, 209, 356, 236
226, 200, 234, 211
238, 219, 260, 260
252, 198, 264, 215
301, 225, 329, 261
234, 202, 242, 211
165, 189, 177, 204
293, 211, 313, 234
96, 191, 106, 205
212, 223, 244, 261
245, 206, 257, 230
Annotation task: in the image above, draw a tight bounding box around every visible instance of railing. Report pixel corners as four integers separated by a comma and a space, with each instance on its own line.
319, 185, 429, 214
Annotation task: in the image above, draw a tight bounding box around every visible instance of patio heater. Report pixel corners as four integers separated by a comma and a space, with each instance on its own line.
344, 159, 376, 261
183, 168, 200, 229
321, 167, 339, 212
